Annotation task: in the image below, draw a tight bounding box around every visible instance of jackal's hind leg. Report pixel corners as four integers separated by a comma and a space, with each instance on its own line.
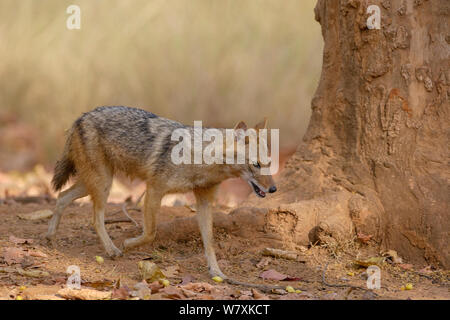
194, 186, 225, 279
46, 182, 87, 240
124, 185, 161, 250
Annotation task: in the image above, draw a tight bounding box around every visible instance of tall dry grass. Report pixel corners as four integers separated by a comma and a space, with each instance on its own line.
0, 0, 322, 164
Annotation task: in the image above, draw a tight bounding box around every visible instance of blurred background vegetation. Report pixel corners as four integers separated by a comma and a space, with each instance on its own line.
0, 0, 322, 172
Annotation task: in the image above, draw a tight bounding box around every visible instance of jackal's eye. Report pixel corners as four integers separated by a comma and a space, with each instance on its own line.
253, 162, 261, 169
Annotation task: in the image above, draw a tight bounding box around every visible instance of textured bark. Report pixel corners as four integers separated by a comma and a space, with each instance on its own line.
259, 0, 448, 267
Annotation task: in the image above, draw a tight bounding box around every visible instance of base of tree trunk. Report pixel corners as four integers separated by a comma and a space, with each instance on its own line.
239, 0, 450, 268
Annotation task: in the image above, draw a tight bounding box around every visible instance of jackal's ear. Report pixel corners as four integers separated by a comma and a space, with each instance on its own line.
254, 118, 268, 130
233, 121, 247, 131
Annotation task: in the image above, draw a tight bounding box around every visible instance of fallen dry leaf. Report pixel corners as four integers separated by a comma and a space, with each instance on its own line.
3, 247, 27, 265
30, 294, 65, 300
58, 288, 111, 300
112, 287, 131, 300
28, 250, 48, 258
33, 295, 65, 301
251, 288, 269, 300
180, 274, 195, 285
259, 269, 288, 281
137, 261, 166, 282
258, 269, 301, 282
147, 293, 165, 300
285, 276, 302, 281
18, 209, 53, 220
398, 263, 413, 271
9, 235, 34, 245
132, 281, 152, 300
161, 286, 183, 300
182, 282, 215, 293
83, 279, 114, 290
271, 288, 287, 295
180, 287, 197, 298
148, 281, 164, 294
354, 256, 385, 268
17, 268, 49, 278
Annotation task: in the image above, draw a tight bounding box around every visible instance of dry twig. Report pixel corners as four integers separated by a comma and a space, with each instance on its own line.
106, 191, 146, 226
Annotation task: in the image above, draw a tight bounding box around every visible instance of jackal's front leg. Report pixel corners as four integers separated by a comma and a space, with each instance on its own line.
194, 186, 225, 279
123, 185, 161, 250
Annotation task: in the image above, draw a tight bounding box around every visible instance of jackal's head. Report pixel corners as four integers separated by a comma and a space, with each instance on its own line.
229, 119, 277, 198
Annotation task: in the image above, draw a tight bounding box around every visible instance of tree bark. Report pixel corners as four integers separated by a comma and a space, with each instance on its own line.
253, 0, 448, 267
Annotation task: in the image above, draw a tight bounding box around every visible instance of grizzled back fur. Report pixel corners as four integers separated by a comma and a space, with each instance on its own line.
51, 106, 185, 190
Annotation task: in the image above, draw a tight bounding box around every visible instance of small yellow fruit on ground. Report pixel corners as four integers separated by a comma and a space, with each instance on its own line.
286, 286, 295, 293
347, 272, 355, 276
16, 295, 23, 300
400, 286, 405, 291
95, 256, 104, 264
295, 290, 302, 294
212, 276, 223, 283
405, 283, 413, 290
19, 286, 27, 291
160, 279, 170, 287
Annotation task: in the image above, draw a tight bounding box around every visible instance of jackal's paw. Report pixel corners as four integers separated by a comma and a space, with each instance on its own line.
209, 268, 227, 280
44, 230, 56, 241
123, 235, 154, 250
42, 234, 57, 247
106, 246, 123, 258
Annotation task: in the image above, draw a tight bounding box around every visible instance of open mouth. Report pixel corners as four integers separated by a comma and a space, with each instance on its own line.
250, 181, 266, 198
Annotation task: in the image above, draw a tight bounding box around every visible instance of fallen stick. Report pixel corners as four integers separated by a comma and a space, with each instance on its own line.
262, 247, 298, 260
7, 195, 53, 204
105, 208, 141, 224
104, 218, 138, 225
120, 202, 140, 227
107, 192, 146, 226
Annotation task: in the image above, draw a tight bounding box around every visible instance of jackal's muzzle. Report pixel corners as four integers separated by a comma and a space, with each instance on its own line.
250, 181, 277, 198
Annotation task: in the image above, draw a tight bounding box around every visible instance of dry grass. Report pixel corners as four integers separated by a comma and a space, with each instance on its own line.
0, 0, 322, 163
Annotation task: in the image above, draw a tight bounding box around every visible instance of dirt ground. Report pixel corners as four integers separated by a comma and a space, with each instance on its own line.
0, 196, 448, 300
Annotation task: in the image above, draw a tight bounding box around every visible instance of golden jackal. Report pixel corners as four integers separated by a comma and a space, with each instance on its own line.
46, 106, 276, 278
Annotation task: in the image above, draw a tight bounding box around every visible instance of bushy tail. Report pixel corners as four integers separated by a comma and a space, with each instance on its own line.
51, 130, 76, 191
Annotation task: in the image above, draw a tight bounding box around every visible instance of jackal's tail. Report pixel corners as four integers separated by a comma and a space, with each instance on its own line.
51, 130, 76, 191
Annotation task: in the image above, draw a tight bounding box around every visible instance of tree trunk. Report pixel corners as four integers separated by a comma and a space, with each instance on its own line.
253, 0, 449, 267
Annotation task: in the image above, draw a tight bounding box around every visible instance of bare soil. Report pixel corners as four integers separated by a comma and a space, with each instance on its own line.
0, 198, 448, 300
